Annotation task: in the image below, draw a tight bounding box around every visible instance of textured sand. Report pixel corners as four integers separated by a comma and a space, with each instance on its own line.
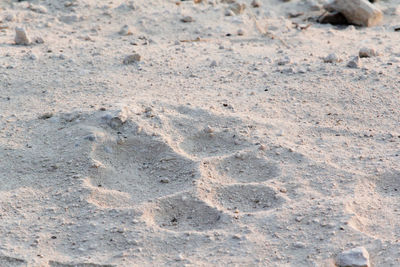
0, 0, 399, 266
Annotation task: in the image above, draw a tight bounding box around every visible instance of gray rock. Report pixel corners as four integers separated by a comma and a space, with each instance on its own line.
102, 107, 131, 129
336, 247, 370, 267
347, 56, 361, 69
59, 15, 81, 24
251, 0, 261, 8
123, 53, 141, 64
181, 16, 194, 23
323, 53, 341, 63
14, 27, 31, 45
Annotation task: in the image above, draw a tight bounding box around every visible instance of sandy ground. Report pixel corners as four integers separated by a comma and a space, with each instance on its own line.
0, 0, 399, 266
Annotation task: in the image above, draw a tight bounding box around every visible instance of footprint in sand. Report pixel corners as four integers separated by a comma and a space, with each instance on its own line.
214, 152, 281, 183
88, 133, 199, 207
211, 184, 286, 213
146, 193, 224, 232
346, 171, 400, 242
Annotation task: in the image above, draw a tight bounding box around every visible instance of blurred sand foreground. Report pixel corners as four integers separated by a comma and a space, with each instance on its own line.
0, 0, 399, 266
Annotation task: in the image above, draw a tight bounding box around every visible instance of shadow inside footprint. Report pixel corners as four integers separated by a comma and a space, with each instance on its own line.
90, 134, 198, 205
151, 194, 223, 231
375, 171, 400, 196
213, 184, 285, 212
217, 152, 281, 183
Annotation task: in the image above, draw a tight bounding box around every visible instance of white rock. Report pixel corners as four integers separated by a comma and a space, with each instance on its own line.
28, 4, 48, 14
14, 27, 31, 45
359, 47, 378, 58
119, 25, 133, 36
336, 247, 370, 267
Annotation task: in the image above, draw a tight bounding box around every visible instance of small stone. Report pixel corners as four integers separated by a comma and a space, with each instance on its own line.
119, 25, 133, 36
38, 113, 53, 120
279, 188, 287, 193
34, 37, 45, 44
293, 242, 306, 248
59, 15, 81, 24
259, 144, 267, 151
15, 27, 31, 45
277, 56, 291, 66
5, 14, 15, 22
181, 16, 194, 23
210, 60, 217, 67
237, 29, 245, 36
102, 107, 130, 129
336, 247, 370, 267
251, 0, 261, 8
204, 125, 214, 133
227, 3, 246, 15
359, 47, 378, 58
347, 56, 361, 69
84, 134, 96, 142
160, 178, 170, 184
323, 53, 341, 63
29, 4, 48, 14
123, 53, 141, 64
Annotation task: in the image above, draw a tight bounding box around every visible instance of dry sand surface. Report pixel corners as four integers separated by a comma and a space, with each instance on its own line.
0, 0, 400, 266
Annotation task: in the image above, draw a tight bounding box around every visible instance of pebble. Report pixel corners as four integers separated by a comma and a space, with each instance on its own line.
277, 56, 291, 66
119, 25, 133, 36
359, 47, 378, 58
336, 247, 370, 267
5, 14, 15, 22
160, 178, 170, 184
28, 4, 48, 14
123, 53, 141, 64
59, 15, 81, 24
226, 3, 246, 16
15, 27, 31, 45
237, 29, 245, 36
34, 37, 45, 44
102, 107, 131, 129
210, 60, 217, 67
38, 113, 53, 120
204, 125, 214, 133
84, 134, 96, 142
323, 53, 341, 63
251, 0, 261, 8
293, 242, 306, 248
181, 16, 194, 23
347, 56, 361, 69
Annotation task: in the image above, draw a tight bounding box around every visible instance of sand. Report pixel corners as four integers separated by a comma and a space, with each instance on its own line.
0, 0, 399, 266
